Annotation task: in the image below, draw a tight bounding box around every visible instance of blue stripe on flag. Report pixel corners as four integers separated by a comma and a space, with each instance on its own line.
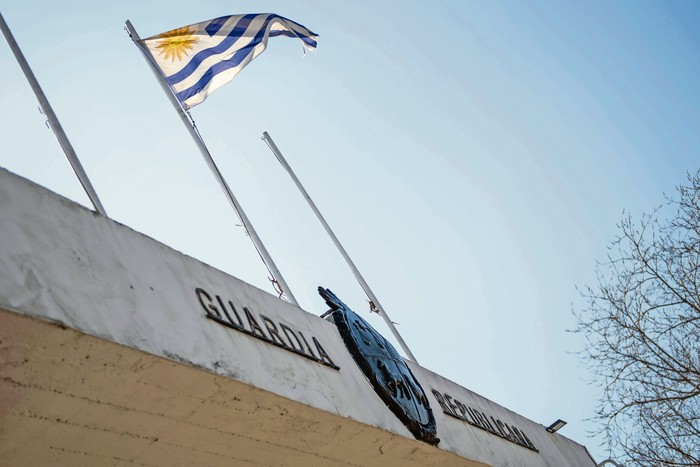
166, 14, 258, 85
269, 29, 317, 49
205, 15, 232, 37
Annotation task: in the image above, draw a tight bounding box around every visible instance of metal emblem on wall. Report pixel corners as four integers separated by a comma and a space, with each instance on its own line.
319, 287, 440, 445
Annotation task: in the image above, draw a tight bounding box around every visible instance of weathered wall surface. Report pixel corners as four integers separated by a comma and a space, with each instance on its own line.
0, 168, 595, 466
0, 308, 486, 466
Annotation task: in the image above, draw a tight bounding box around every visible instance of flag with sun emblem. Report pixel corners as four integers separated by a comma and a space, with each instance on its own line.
137, 14, 317, 109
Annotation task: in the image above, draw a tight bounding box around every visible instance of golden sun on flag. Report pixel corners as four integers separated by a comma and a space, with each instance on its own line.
155, 26, 198, 62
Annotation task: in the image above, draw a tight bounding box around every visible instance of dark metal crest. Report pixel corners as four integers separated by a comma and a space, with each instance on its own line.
319, 287, 439, 445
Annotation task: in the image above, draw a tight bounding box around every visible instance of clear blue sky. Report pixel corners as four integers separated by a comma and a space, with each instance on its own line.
2, 1, 699, 462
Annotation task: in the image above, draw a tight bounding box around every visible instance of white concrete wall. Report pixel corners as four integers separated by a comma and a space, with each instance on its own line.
0, 167, 595, 467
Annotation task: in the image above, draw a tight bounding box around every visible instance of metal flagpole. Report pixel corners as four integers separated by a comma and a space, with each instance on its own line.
125, 20, 299, 307
261, 131, 418, 363
0, 11, 107, 216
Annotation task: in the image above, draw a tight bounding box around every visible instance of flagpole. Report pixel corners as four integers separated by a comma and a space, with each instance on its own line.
1, 11, 107, 216
261, 131, 418, 363
125, 20, 299, 307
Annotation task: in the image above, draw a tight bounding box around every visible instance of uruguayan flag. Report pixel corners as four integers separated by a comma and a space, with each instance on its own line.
139, 14, 318, 109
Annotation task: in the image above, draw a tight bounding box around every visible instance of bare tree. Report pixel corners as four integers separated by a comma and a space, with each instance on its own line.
576, 171, 700, 466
